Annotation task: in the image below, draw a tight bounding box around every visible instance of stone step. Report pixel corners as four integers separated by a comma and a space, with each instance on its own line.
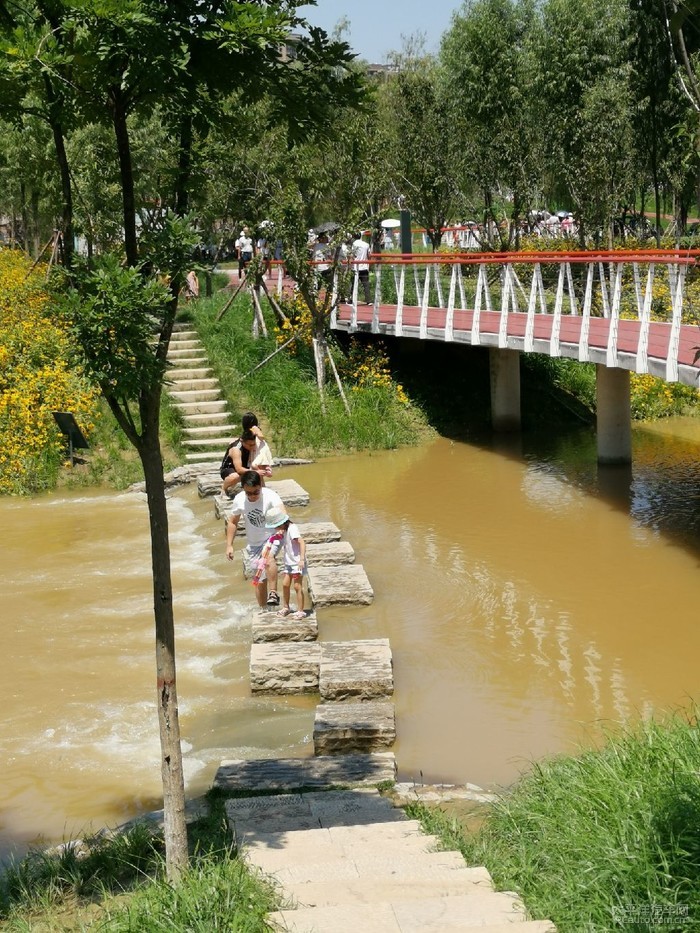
280, 873, 494, 907
173, 400, 229, 414
305, 540, 355, 566
182, 424, 237, 438
170, 329, 198, 338
250, 642, 321, 694
313, 699, 396, 755
182, 436, 232, 448
209, 477, 310, 507
265, 850, 475, 885
267, 892, 532, 932
319, 639, 393, 700
226, 789, 401, 830
167, 353, 206, 364
167, 377, 220, 391
307, 565, 374, 606
296, 522, 341, 544
170, 389, 221, 402
180, 412, 233, 426
252, 609, 319, 643
166, 339, 201, 351
165, 367, 213, 379
184, 453, 222, 464
215, 754, 397, 792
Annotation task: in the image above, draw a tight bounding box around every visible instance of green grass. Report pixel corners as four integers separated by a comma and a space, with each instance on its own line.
186, 291, 431, 456
406, 710, 700, 933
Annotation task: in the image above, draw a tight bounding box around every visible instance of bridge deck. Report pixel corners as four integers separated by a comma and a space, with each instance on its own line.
334, 303, 699, 371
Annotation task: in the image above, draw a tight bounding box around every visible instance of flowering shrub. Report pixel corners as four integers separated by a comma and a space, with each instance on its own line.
0, 248, 99, 494
631, 373, 699, 420
273, 293, 408, 405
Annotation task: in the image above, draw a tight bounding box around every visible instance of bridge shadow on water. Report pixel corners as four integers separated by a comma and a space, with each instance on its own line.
343, 333, 700, 563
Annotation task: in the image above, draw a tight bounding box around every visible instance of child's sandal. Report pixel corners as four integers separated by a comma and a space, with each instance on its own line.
277, 607, 292, 618
291, 610, 307, 620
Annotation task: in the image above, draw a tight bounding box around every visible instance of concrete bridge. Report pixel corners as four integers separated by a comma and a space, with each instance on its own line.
328, 249, 700, 464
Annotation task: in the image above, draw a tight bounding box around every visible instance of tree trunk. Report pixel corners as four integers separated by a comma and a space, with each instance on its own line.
174, 113, 193, 217
312, 333, 327, 414
43, 75, 74, 268
137, 412, 188, 882
111, 90, 138, 267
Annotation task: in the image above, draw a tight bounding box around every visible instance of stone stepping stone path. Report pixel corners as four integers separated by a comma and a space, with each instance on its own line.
207, 477, 310, 510
319, 639, 393, 700
250, 642, 321, 694
252, 609, 319, 643
314, 699, 396, 755
250, 638, 393, 701
166, 323, 234, 465
214, 753, 397, 791
223, 788, 556, 933
307, 564, 374, 606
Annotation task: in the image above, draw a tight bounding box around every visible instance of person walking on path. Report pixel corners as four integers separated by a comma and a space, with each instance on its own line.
263, 507, 307, 619
225, 471, 283, 608
351, 232, 371, 304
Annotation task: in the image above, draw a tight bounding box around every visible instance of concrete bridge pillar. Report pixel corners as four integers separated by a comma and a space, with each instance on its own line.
489, 348, 521, 432
596, 365, 632, 464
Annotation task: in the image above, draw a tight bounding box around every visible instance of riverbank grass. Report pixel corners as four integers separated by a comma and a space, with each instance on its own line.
184, 291, 431, 456
407, 709, 700, 932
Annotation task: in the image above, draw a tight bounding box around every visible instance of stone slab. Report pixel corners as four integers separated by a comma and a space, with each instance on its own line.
200, 473, 310, 504
269, 850, 471, 886
314, 700, 396, 755
252, 610, 318, 643
307, 565, 373, 606
305, 541, 355, 566
296, 522, 341, 544
280, 873, 495, 907
214, 752, 397, 791
250, 642, 320, 694
319, 639, 394, 700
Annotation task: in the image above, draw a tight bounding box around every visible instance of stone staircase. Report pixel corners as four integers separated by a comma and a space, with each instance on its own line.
226, 787, 556, 932
166, 323, 234, 464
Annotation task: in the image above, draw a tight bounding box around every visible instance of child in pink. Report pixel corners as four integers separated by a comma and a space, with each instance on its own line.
263, 507, 307, 619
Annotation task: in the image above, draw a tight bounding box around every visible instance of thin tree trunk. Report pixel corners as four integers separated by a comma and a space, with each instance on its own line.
44, 75, 74, 268
174, 113, 192, 216
312, 334, 327, 414
138, 419, 188, 883
111, 91, 138, 267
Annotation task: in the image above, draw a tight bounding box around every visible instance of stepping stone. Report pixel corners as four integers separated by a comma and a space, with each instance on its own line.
214, 752, 396, 791
305, 541, 355, 566
296, 522, 340, 544
200, 475, 310, 504
308, 565, 373, 606
253, 610, 318, 643
280, 874, 495, 908
313, 699, 396, 755
250, 642, 320, 694
319, 639, 393, 700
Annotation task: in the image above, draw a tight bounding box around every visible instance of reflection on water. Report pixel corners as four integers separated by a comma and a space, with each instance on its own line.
1, 416, 700, 863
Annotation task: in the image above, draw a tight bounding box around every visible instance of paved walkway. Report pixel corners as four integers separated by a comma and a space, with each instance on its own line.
227, 787, 556, 932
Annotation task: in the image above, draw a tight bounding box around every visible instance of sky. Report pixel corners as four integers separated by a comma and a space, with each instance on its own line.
298, 0, 464, 64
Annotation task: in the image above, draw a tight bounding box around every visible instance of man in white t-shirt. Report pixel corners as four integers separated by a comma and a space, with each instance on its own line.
225, 471, 284, 607
351, 232, 371, 304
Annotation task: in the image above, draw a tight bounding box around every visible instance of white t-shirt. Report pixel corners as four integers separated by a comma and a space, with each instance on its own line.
239, 234, 253, 256
270, 522, 304, 569
352, 238, 370, 271
231, 487, 283, 548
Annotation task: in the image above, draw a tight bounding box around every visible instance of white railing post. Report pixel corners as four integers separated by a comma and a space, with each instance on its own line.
419, 263, 430, 338
635, 263, 655, 374
666, 263, 686, 383
457, 262, 466, 310
371, 264, 381, 333
605, 264, 623, 368
498, 265, 511, 348
413, 266, 423, 307
566, 263, 577, 315
598, 262, 611, 318
549, 265, 565, 357
578, 264, 594, 362
445, 264, 456, 341
276, 263, 284, 296
524, 263, 543, 352
395, 265, 405, 337
471, 264, 484, 345
434, 262, 444, 308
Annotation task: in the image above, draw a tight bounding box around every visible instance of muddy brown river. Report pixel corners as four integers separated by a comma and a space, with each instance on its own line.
2, 420, 699, 863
